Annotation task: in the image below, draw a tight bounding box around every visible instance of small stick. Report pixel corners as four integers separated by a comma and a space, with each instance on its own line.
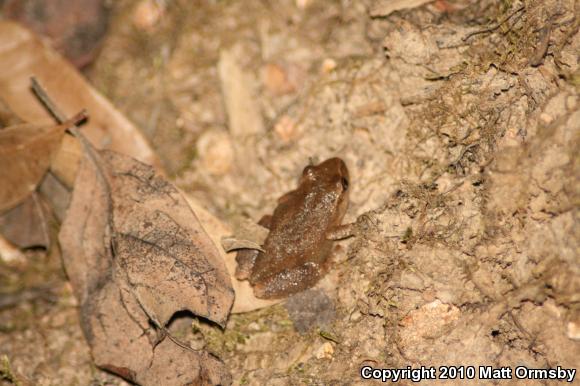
30, 77, 66, 124
462, 5, 525, 41
30, 77, 89, 134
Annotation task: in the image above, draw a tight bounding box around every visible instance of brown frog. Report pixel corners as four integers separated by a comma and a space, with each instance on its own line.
235, 157, 352, 299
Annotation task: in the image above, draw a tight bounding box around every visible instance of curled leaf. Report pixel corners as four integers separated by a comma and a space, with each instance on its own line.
59, 139, 234, 384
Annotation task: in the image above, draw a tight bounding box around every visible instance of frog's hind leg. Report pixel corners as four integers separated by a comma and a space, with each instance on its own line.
235, 214, 272, 280
235, 249, 260, 280
252, 262, 326, 299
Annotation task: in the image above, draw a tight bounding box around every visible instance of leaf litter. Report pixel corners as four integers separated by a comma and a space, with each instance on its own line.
0, 110, 85, 262
25, 79, 235, 384
0, 20, 250, 385
59, 146, 234, 384
0, 119, 74, 213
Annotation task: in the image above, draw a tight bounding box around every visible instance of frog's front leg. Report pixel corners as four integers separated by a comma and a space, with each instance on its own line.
325, 223, 355, 240
235, 249, 260, 280
252, 262, 326, 299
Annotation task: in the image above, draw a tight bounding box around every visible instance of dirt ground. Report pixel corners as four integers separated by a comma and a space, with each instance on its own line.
1, 0, 579, 385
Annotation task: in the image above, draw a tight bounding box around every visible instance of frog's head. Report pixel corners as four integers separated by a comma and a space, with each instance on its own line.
301, 157, 350, 217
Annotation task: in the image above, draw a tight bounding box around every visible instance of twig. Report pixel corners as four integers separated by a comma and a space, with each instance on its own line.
463, 5, 525, 41
30, 77, 66, 124
163, 327, 202, 353
29, 77, 92, 167
30, 77, 88, 130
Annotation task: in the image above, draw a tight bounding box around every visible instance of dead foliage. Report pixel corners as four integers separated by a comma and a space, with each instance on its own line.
59, 134, 234, 385
0, 119, 74, 213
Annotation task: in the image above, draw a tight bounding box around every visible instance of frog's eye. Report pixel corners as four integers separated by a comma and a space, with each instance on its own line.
340, 177, 349, 191
303, 166, 316, 180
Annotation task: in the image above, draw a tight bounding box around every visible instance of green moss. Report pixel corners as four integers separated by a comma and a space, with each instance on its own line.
0, 355, 20, 386
318, 329, 340, 344
401, 227, 413, 243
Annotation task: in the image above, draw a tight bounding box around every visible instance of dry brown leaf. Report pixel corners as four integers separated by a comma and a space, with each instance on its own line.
0, 193, 50, 249
83, 278, 231, 385
0, 120, 70, 212
59, 139, 234, 384
0, 21, 161, 169
3, 0, 109, 69
38, 172, 71, 222
49, 133, 81, 189
0, 97, 23, 127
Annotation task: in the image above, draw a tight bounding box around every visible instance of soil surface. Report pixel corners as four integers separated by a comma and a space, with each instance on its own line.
1, 0, 579, 385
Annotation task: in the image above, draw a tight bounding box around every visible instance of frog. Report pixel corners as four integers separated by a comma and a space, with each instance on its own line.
235, 157, 352, 299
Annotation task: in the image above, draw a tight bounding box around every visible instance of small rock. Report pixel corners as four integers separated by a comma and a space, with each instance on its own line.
567, 321, 580, 341
274, 115, 301, 143
263, 63, 296, 96
285, 289, 336, 334
247, 322, 261, 331
315, 342, 334, 359
349, 310, 362, 322
539, 112, 553, 124
320, 58, 337, 74
196, 129, 234, 175
296, 0, 313, 9
133, 0, 164, 31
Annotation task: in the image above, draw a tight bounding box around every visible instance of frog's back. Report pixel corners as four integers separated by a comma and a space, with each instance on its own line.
251, 187, 335, 279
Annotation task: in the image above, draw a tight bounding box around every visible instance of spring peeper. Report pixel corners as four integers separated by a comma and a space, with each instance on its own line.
235, 158, 352, 299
